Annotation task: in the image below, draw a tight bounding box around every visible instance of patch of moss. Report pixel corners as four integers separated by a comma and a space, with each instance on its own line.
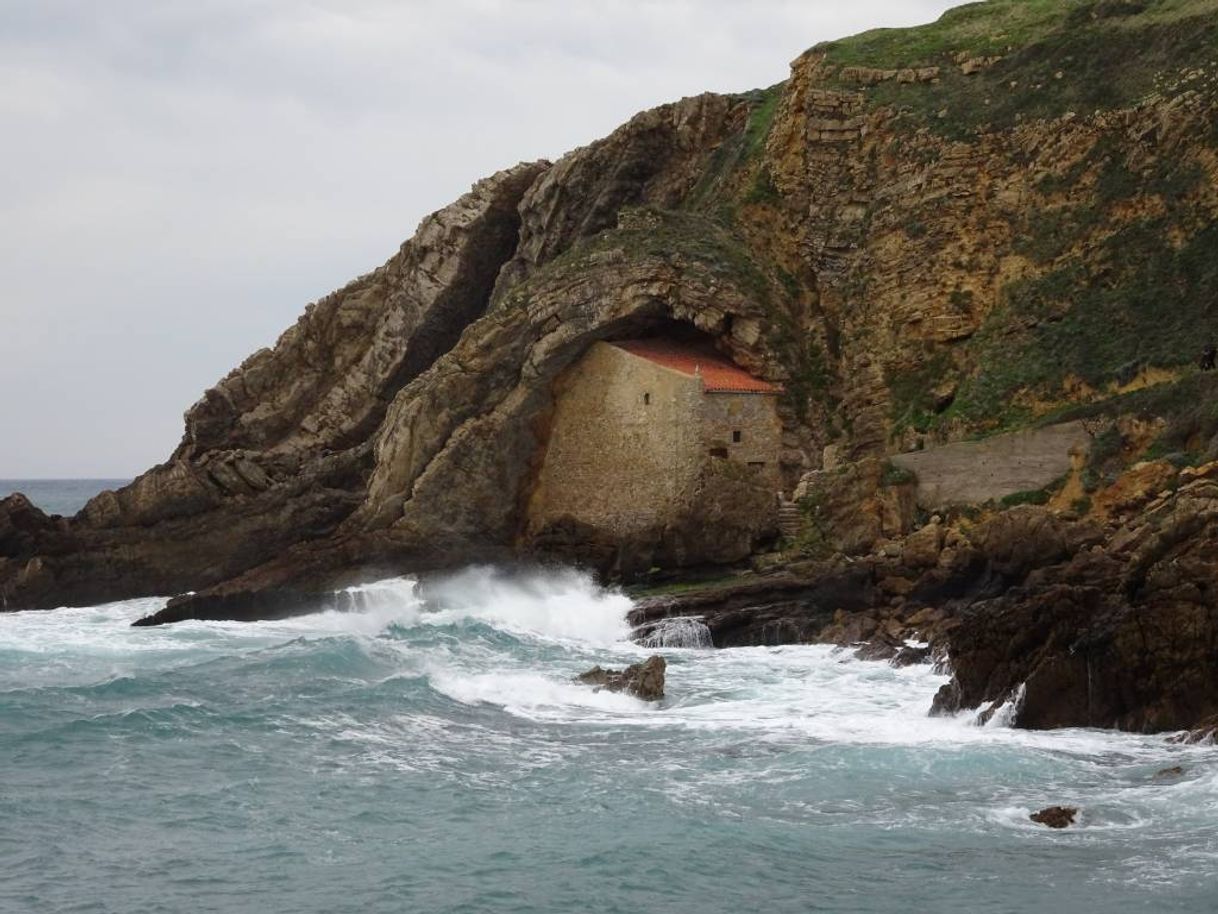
887, 351, 953, 436
627, 573, 743, 598
998, 474, 1066, 508
816, 0, 1072, 69
742, 86, 783, 160
744, 165, 781, 206
684, 84, 784, 211
948, 218, 1218, 430
881, 461, 917, 487
1000, 487, 1051, 507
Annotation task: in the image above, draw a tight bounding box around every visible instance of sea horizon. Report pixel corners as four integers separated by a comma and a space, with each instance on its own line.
1, 478, 132, 517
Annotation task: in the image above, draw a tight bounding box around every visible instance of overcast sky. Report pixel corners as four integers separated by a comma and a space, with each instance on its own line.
0, 0, 958, 479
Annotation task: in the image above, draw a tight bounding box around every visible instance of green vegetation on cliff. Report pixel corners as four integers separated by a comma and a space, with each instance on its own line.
823, 0, 1218, 138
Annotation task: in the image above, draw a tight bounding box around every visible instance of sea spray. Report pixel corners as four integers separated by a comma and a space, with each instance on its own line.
415, 565, 632, 644
634, 616, 714, 649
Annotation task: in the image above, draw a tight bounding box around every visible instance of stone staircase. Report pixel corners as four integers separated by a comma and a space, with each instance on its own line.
777, 499, 803, 537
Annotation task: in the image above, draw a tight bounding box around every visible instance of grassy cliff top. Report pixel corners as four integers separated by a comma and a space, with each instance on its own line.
813, 0, 1218, 137
818, 0, 1218, 69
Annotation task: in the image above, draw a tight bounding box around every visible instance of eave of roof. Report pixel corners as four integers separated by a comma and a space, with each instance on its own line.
610, 339, 781, 394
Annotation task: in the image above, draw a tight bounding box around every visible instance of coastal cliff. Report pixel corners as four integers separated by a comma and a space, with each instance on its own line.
5, 0, 1218, 732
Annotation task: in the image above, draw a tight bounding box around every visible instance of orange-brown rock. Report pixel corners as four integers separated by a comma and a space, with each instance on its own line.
1091, 460, 1179, 522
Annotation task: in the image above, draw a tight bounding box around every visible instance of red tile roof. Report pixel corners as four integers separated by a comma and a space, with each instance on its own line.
611, 339, 780, 394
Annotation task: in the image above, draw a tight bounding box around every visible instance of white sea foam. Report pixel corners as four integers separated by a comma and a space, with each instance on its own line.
8, 559, 1218, 905
4, 566, 1214, 770
635, 616, 714, 649
414, 565, 633, 645
429, 668, 648, 718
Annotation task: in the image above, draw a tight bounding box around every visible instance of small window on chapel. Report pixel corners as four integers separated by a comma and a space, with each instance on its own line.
643, 393, 651, 405
732, 430, 742, 443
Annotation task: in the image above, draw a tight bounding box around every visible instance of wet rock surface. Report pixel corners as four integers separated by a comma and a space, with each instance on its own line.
577, 656, 666, 701
932, 469, 1218, 734
1030, 806, 1078, 829
632, 465, 1218, 735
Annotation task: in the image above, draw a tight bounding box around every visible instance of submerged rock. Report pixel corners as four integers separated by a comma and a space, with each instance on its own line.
1030, 806, 1078, 829
1168, 714, 1218, 745
1154, 766, 1186, 779
577, 655, 666, 701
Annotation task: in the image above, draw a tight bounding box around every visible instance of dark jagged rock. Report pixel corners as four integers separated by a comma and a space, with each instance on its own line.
932, 479, 1218, 733
577, 656, 666, 701
629, 564, 880, 648
1030, 806, 1078, 829
630, 472, 1218, 737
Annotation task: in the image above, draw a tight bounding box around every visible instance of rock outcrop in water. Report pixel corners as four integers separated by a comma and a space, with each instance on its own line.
577, 656, 667, 701
929, 463, 1218, 733
1030, 806, 1078, 829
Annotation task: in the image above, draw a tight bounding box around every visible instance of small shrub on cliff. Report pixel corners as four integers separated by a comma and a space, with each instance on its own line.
881, 461, 916, 487
999, 473, 1066, 508
1000, 488, 1051, 508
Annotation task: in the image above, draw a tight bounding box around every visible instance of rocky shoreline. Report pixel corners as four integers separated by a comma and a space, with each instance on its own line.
630, 459, 1218, 737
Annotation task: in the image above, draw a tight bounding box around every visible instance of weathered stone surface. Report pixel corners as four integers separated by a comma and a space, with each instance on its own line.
901, 522, 944, 569
890, 423, 1091, 509
577, 655, 667, 701
791, 457, 917, 555
1091, 460, 1179, 521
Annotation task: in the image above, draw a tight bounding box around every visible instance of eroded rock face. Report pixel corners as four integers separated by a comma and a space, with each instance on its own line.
0, 96, 763, 616
0, 163, 548, 610
791, 458, 917, 555
632, 465, 1218, 735
932, 472, 1218, 733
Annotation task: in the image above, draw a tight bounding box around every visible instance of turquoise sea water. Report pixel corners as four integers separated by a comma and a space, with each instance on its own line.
0, 479, 130, 516
2, 567, 1217, 914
